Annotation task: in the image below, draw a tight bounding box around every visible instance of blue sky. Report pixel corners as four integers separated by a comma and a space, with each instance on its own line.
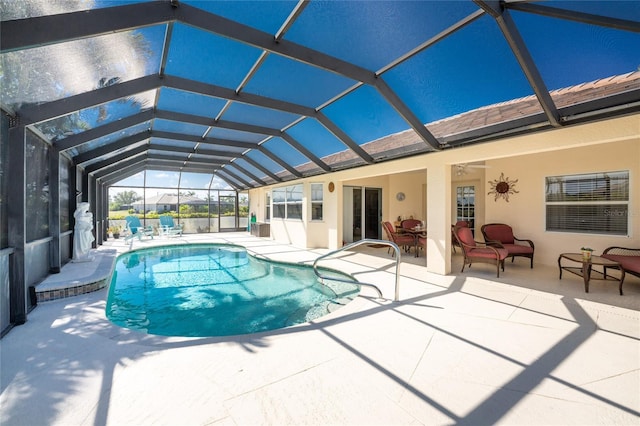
44, 1, 639, 182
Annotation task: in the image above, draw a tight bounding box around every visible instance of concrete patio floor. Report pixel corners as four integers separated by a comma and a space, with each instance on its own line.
1, 233, 639, 425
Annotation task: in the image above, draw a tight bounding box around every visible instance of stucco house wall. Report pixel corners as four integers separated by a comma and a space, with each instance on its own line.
484, 139, 639, 266
249, 114, 639, 274
387, 171, 426, 224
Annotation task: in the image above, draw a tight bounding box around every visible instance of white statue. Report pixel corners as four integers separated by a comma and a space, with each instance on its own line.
73, 202, 95, 262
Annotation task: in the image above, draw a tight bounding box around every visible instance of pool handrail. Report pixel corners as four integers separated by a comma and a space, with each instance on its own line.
312, 239, 401, 301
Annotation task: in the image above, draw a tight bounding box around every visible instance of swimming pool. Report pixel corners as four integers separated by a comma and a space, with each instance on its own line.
106, 244, 360, 337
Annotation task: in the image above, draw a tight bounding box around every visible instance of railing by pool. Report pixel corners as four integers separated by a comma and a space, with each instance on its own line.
312, 239, 401, 302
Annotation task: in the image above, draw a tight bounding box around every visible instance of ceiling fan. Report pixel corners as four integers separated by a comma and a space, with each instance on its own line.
454, 163, 491, 176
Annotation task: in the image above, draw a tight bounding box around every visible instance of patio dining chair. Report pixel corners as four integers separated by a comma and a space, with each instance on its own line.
453, 225, 508, 277
382, 221, 416, 257
399, 218, 422, 233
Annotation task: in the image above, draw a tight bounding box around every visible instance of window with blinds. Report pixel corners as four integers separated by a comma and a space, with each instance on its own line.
545, 171, 629, 235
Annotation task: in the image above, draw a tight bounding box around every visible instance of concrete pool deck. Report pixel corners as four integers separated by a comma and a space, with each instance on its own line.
1, 233, 639, 425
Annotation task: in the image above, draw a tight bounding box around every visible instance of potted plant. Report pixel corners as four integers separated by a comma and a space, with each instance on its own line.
580, 247, 593, 261
109, 226, 121, 239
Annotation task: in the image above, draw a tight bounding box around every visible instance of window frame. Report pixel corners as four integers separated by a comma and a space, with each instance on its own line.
265, 191, 271, 223
456, 185, 475, 232
271, 184, 303, 220
285, 184, 303, 220
544, 170, 630, 236
272, 187, 285, 219
310, 183, 323, 222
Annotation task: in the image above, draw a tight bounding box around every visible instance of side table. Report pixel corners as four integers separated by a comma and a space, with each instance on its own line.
558, 253, 625, 295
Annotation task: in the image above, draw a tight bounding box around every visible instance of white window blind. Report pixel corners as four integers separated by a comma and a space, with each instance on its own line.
545, 171, 629, 235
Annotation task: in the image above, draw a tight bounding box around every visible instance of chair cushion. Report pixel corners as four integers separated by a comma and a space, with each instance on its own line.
456, 227, 476, 247
502, 243, 533, 255
383, 222, 394, 235
401, 219, 422, 229
602, 254, 640, 274
469, 247, 508, 260
484, 225, 514, 244
396, 235, 416, 244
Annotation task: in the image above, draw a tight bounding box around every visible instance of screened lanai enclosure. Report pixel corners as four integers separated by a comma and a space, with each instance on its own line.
108, 172, 249, 234
1, 0, 639, 330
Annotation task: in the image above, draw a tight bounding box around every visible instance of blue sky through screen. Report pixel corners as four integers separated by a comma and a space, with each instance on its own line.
25, 0, 637, 188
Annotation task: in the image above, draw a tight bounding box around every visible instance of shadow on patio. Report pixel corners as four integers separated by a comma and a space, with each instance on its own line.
2, 234, 638, 425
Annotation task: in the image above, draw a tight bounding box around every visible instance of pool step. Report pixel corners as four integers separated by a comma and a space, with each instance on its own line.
34, 250, 117, 302
326, 298, 351, 313
284, 297, 355, 326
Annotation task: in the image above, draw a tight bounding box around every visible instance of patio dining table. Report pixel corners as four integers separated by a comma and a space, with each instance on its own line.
401, 226, 427, 257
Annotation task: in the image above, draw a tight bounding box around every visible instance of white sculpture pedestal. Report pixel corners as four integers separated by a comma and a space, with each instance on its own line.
72, 252, 95, 263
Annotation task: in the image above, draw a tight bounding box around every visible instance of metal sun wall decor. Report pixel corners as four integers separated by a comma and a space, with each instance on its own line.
488, 172, 519, 202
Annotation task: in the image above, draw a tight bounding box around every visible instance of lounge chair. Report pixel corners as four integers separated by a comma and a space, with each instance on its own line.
159, 215, 183, 237
124, 215, 154, 243
453, 225, 508, 277
481, 223, 535, 268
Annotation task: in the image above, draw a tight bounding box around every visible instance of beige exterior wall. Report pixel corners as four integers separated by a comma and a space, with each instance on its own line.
484, 139, 639, 266
248, 180, 337, 249
248, 114, 640, 272
249, 187, 269, 223
306, 180, 331, 249
386, 171, 427, 223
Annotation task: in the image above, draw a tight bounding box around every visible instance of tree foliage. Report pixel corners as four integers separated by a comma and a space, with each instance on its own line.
110, 190, 141, 210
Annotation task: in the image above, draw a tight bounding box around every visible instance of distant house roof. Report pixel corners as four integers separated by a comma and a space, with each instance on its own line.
133, 193, 208, 206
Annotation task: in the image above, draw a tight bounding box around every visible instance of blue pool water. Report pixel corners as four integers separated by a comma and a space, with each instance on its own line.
106, 244, 360, 337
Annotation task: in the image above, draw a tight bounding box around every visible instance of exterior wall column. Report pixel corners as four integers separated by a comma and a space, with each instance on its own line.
81, 168, 89, 203
88, 174, 97, 248
48, 147, 61, 273
426, 163, 452, 275
96, 182, 102, 243
7, 124, 26, 324
101, 182, 108, 243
